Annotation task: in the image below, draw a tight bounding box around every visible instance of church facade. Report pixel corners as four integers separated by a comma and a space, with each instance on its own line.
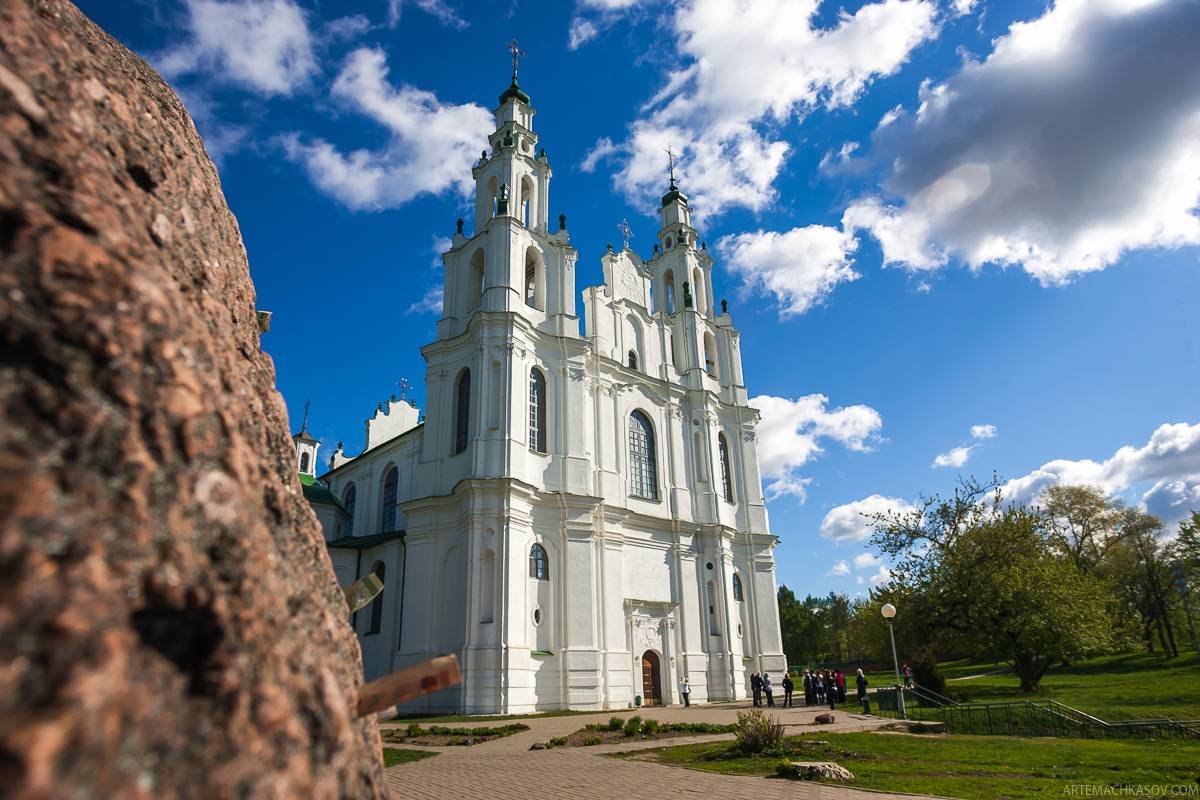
294, 69, 786, 714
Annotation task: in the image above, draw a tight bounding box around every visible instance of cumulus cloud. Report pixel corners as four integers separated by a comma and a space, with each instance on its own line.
583, 0, 939, 218
753, 394, 884, 501
999, 422, 1200, 524
717, 226, 860, 317
844, 0, 1200, 284
158, 0, 317, 96
282, 48, 492, 210
854, 552, 880, 570
971, 424, 997, 440
406, 286, 444, 315
820, 494, 919, 543
827, 560, 852, 576
932, 445, 973, 469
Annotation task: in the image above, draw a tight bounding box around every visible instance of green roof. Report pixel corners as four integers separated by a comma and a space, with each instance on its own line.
499, 78, 530, 106
299, 472, 342, 507
325, 530, 406, 550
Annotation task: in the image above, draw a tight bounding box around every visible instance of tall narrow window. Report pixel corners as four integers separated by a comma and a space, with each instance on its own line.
524, 246, 545, 310
453, 369, 471, 454
480, 549, 496, 623
719, 433, 734, 503
381, 466, 398, 531
529, 368, 547, 453
706, 580, 720, 635
627, 350, 638, 370
704, 332, 719, 379
664, 270, 676, 314
628, 411, 658, 500
529, 543, 549, 580
299, 451, 309, 473
732, 573, 744, 602
343, 484, 357, 536
468, 248, 485, 310
367, 560, 385, 635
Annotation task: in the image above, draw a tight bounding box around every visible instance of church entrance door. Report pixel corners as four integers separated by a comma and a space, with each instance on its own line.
641, 650, 663, 706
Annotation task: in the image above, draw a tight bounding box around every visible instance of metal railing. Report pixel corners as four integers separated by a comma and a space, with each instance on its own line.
874, 685, 1200, 740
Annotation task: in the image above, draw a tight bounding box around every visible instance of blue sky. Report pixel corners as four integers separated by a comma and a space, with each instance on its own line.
82, 0, 1200, 597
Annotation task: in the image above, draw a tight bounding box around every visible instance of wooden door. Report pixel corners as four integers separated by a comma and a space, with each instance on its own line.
641, 651, 662, 706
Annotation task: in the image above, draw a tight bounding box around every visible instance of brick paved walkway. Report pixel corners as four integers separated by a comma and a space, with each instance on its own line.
384, 702, 942, 799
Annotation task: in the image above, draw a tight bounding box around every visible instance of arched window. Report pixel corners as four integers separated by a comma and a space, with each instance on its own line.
732, 573, 744, 602
343, 484, 357, 535
692, 267, 706, 313
664, 270, 676, 314
453, 369, 471, 454
529, 368, 547, 453
367, 560, 385, 635
706, 579, 720, 635
627, 350, 638, 370
525, 246, 545, 311
468, 248, 485, 310
718, 433, 734, 503
519, 174, 535, 228
703, 332, 719, 379
529, 543, 549, 580
381, 465, 398, 531
299, 451, 309, 473
628, 411, 658, 500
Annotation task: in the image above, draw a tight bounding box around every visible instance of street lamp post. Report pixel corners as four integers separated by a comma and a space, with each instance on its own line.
881, 603, 905, 720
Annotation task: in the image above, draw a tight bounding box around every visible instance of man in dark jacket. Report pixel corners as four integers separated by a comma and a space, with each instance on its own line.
856, 668, 871, 714
782, 673, 794, 708
803, 670, 814, 705
750, 672, 762, 707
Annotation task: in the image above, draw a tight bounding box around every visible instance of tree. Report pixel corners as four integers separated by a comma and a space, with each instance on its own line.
869, 478, 1112, 691
1103, 509, 1179, 656
1041, 484, 1123, 571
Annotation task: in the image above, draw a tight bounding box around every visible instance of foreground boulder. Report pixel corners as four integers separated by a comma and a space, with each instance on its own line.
777, 761, 855, 783
814, 713, 836, 724
0, 0, 384, 796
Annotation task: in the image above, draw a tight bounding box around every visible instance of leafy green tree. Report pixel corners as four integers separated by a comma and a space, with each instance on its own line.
1041, 484, 1123, 571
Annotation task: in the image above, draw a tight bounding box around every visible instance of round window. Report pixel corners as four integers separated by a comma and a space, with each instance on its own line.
532, 607, 542, 626
706, 561, 714, 570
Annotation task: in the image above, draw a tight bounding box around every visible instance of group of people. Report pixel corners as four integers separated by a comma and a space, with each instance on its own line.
747, 668, 875, 713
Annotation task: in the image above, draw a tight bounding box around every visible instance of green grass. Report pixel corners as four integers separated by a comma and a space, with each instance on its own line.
629, 731, 1200, 799
927, 652, 1200, 721
382, 747, 438, 767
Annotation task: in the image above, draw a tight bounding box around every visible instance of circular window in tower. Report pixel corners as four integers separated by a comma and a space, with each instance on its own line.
532, 606, 542, 626
705, 561, 714, 571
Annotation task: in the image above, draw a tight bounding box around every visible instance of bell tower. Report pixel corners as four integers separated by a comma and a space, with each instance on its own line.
292, 400, 320, 477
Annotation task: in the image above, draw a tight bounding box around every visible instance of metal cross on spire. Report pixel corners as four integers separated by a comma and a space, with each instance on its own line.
396, 378, 411, 401
300, 398, 311, 432
617, 219, 634, 250
664, 144, 678, 187
507, 39, 526, 80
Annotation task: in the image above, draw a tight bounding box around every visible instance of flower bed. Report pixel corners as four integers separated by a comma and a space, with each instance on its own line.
381, 722, 530, 747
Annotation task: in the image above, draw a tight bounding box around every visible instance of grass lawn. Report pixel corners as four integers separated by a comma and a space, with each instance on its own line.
929, 652, 1200, 721
628, 731, 1200, 799
382, 748, 438, 767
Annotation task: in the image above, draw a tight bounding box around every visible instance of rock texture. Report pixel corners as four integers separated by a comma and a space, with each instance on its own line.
0, 1, 385, 797
781, 761, 855, 783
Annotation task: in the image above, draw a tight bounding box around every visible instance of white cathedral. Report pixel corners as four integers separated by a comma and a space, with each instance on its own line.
293, 66, 786, 714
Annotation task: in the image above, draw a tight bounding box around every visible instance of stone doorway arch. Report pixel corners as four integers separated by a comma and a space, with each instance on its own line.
641, 650, 663, 706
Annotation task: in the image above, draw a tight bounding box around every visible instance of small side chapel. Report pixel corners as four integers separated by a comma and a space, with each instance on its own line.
294, 59, 787, 714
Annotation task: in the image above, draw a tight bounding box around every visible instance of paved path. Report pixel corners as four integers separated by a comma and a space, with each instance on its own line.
384, 702, 940, 799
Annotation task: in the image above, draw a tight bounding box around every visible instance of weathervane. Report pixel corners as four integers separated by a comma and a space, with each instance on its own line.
617, 219, 634, 250
507, 39, 526, 80
665, 144, 677, 187
396, 378, 411, 401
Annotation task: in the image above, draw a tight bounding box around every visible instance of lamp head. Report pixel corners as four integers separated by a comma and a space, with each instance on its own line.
881, 603, 897, 620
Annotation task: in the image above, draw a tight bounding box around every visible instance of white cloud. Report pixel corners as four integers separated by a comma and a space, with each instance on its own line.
845, 0, 1200, 284
854, 552, 880, 570
406, 286, 444, 315
580, 137, 618, 173
568, 17, 601, 49
324, 14, 372, 41
587, 0, 939, 218
752, 394, 884, 501
1000, 421, 1200, 524
158, 0, 316, 96
932, 445, 973, 469
282, 48, 492, 210
717, 226, 860, 317
870, 564, 893, 585
820, 494, 918, 543
971, 424, 997, 440
387, 0, 468, 29
827, 560, 852, 576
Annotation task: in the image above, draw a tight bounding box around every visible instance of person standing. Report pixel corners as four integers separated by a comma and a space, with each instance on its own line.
826, 670, 837, 711
856, 668, 870, 714
750, 672, 762, 707
680, 677, 691, 708
814, 672, 824, 704
837, 669, 847, 703
803, 670, 814, 706
762, 673, 775, 707
782, 673, 794, 708
903, 664, 913, 689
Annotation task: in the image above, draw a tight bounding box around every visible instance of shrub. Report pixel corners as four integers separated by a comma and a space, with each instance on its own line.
406, 723, 422, 737
642, 719, 660, 735
546, 736, 567, 748
623, 716, 642, 737
734, 708, 785, 754
607, 716, 624, 731
911, 649, 947, 695
665, 722, 736, 734
583, 736, 602, 746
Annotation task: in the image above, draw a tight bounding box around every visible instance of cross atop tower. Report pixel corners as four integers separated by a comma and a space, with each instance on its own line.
300, 398, 311, 433
507, 39, 526, 80
665, 145, 678, 188
617, 219, 634, 250
396, 378, 411, 401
